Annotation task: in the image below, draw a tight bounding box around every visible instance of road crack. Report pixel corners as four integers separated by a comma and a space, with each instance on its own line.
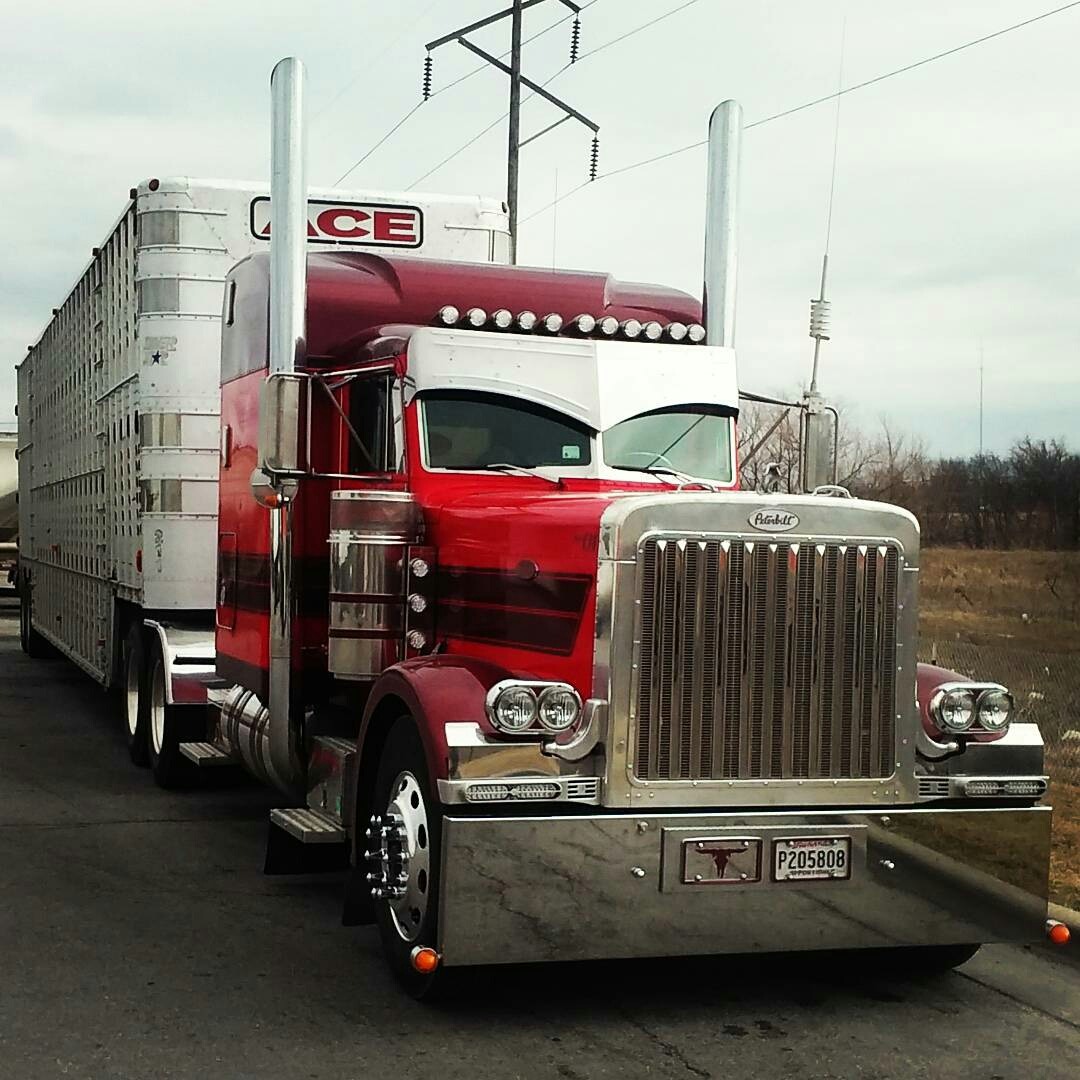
619, 1011, 712, 1078
957, 970, 1080, 1032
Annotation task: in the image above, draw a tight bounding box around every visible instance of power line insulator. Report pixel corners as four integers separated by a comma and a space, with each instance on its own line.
589, 135, 599, 181
570, 17, 581, 63
422, 53, 433, 100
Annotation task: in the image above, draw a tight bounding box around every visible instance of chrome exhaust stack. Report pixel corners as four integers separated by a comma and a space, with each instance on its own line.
702, 100, 742, 348
250, 56, 308, 798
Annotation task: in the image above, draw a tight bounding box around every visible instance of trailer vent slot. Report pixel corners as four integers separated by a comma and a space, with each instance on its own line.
633, 537, 901, 783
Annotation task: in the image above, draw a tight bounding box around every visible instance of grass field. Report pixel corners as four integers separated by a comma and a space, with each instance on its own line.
920, 548, 1080, 908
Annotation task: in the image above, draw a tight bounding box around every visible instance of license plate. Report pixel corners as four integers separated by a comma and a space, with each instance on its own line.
773, 836, 852, 882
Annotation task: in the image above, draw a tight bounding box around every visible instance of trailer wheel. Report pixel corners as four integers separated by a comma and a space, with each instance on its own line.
370, 717, 448, 999
146, 639, 200, 789
122, 624, 150, 767
19, 591, 51, 659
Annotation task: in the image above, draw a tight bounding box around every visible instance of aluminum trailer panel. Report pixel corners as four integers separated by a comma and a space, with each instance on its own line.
16, 178, 508, 682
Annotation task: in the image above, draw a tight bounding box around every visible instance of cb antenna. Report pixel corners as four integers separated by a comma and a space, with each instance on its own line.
808, 17, 846, 393
801, 18, 845, 492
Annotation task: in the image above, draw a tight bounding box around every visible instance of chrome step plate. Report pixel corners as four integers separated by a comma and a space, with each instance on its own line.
178, 741, 235, 766
270, 807, 347, 844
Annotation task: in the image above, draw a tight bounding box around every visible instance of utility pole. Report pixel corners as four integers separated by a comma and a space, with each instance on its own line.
979, 344, 985, 457
507, 0, 523, 264
424, 0, 598, 264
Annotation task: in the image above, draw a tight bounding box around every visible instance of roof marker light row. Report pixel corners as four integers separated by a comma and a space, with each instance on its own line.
435, 306, 705, 344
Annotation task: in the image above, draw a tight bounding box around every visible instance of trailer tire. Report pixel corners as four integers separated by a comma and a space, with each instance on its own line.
371, 717, 450, 1000
122, 624, 150, 767
19, 592, 52, 659
146, 638, 201, 789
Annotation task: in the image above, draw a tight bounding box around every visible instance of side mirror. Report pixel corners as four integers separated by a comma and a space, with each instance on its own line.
250, 467, 280, 508
258, 372, 306, 475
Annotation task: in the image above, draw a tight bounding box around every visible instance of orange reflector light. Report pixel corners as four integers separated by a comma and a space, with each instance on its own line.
1047, 920, 1070, 946
410, 946, 440, 974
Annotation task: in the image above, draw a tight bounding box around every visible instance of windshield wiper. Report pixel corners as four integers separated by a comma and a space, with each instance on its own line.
458, 462, 562, 486
609, 464, 717, 491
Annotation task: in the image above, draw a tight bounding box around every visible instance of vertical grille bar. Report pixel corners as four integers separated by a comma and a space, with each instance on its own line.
669, 540, 687, 779
711, 541, 731, 778
780, 544, 799, 778
688, 541, 710, 779
633, 535, 902, 785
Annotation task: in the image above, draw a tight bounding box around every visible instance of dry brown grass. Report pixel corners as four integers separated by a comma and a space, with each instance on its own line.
922, 549, 1080, 909
1047, 773, 1080, 910
921, 548, 1080, 653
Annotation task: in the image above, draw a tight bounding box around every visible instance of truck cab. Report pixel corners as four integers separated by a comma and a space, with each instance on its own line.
209, 247, 1050, 995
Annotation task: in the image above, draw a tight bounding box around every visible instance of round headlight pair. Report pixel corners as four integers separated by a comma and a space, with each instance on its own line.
932, 686, 1012, 733
490, 683, 582, 734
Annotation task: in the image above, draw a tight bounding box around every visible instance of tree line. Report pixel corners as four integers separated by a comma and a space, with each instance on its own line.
737, 401, 1080, 549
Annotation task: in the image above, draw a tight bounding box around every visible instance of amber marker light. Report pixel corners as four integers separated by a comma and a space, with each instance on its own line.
1047, 920, 1070, 946
410, 946, 440, 973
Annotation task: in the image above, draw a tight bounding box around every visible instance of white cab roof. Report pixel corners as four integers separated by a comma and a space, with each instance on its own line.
406, 328, 739, 430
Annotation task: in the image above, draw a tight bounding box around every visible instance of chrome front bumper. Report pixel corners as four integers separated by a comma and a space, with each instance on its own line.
437, 804, 1050, 966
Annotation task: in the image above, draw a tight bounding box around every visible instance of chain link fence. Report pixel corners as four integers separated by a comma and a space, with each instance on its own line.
923, 640, 1080, 773
922, 639, 1080, 907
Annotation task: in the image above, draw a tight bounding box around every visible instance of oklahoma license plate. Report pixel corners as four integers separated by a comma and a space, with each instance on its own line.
773, 836, 852, 882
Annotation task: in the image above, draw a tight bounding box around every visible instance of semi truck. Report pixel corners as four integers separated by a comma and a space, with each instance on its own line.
17, 58, 1054, 997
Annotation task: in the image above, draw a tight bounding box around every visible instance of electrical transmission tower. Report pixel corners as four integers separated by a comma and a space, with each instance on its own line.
424, 0, 599, 263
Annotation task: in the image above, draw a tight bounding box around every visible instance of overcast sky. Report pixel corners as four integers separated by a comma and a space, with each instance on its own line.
2, 0, 1077, 455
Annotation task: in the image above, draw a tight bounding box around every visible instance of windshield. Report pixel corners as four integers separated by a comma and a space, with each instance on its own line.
603, 406, 735, 483
421, 391, 592, 469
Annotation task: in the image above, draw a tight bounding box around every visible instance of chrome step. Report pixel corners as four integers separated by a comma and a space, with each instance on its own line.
307, 736, 356, 819
179, 741, 235, 766
270, 807, 347, 844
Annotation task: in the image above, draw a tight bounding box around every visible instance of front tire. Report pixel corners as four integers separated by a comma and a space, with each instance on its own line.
146, 640, 201, 789
370, 718, 446, 999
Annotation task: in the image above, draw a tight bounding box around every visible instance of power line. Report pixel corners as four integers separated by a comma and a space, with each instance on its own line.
316, 0, 443, 123
520, 0, 1080, 224
408, 0, 704, 188
575, 0, 702, 62
335, 101, 426, 185
334, 0, 600, 186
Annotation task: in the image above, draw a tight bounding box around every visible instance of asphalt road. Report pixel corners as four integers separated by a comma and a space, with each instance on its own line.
1, 597, 1077, 1080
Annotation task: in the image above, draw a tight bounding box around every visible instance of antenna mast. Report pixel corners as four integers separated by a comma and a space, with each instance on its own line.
801, 19, 845, 491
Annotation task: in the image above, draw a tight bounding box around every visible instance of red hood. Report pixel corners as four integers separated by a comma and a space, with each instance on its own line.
414, 482, 631, 690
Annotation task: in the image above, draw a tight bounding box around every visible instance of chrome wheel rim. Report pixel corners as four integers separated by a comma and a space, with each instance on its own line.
150, 658, 166, 756
374, 771, 431, 943
124, 646, 140, 738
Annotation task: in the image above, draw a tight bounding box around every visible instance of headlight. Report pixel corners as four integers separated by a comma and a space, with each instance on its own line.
934, 688, 975, 732
977, 688, 1012, 731
537, 687, 581, 732
492, 687, 537, 732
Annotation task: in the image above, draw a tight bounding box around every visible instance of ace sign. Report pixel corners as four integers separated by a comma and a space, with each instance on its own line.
250, 198, 423, 248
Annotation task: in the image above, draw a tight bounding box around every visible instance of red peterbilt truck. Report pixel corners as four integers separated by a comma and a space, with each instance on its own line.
21, 59, 1055, 995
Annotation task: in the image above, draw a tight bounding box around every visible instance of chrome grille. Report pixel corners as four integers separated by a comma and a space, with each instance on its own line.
633, 538, 900, 782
